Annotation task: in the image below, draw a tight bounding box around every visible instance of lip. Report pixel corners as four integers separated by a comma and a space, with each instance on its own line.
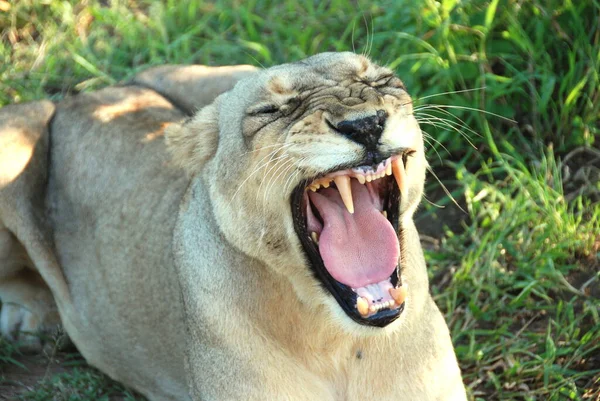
290, 152, 411, 327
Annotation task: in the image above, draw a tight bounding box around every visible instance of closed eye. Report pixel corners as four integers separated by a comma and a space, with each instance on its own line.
248, 104, 280, 116
372, 75, 394, 87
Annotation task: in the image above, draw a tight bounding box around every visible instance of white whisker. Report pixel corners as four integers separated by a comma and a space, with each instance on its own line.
415, 114, 478, 149
419, 121, 479, 149
229, 150, 290, 205
415, 110, 481, 139
263, 157, 297, 204
421, 130, 446, 163
284, 161, 304, 194
258, 154, 291, 202
426, 165, 466, 214
241, 142, 294, 156
256, 144, 297, 196
351, 20, 357, 54
414, 87, 486, 103
414, 104, 516, 123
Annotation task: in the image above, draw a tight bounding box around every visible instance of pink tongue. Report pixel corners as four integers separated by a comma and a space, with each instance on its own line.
308, 180, 399, 288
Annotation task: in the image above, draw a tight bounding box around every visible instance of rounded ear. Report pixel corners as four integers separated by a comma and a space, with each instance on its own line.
165, 101, 219, 175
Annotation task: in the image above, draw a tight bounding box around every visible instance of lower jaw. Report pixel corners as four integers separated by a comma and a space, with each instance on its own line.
353, 276, 406, 318
326, 267, 406, 327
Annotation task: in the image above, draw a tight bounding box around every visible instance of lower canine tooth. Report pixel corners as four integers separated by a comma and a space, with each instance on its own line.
389, 286, 407, 305
310, 232, 319, 244
356, 297, 369, 317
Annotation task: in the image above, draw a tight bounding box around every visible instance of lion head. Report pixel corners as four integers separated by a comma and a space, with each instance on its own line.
167, 52, 427, 329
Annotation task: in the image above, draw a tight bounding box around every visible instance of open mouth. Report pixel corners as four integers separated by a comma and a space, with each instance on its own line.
291, 153, 411, 327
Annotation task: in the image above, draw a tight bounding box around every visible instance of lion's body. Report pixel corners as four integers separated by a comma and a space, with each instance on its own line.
49, 87, 190, 398
0, 54, 466, 400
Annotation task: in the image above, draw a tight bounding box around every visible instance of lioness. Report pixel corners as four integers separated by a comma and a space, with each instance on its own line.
0, 52, 466, 400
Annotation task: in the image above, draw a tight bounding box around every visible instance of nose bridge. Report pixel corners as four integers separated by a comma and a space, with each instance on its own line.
336, 109, 387, 149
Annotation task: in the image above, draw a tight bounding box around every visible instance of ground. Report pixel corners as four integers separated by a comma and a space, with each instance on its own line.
0, 345, 142, 401
1, 0, 599, 400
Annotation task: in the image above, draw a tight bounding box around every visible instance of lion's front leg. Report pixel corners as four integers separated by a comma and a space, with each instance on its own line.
0, 228, 63, 351
0, 100, 67, 352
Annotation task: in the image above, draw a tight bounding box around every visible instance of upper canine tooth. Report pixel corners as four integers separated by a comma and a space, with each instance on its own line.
392, 158, 407, 197
334, 176, 354, 214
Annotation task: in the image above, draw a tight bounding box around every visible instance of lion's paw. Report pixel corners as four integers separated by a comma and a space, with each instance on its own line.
0, 302, 45, 350
0, 301, 64, 352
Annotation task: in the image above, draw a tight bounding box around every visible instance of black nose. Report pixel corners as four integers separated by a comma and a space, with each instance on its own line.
335, 110, 387, 149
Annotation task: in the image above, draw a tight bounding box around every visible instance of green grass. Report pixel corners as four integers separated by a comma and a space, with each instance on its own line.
17, 368, 141, 401
0, 336, 22, 370
1, 0, 599, 400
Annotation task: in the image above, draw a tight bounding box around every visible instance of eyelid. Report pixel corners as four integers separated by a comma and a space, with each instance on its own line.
247, 95, 301, 116
372, 75, 394, 87
247, 104, 280, 116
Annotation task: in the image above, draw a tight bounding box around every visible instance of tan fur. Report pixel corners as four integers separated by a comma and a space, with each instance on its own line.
0, 54, 466, 400
165, 102, 220, 174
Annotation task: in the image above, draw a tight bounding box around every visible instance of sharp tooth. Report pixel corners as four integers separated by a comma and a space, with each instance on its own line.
311, 232, 319, 244
309, 185, 318, 192
382, 210, 387, 218
334, 176, 354, 214
356, 297, 369, 317
356, 175, 366, 185
389, 286, 407, 306
322, 180, 330, 188
386, 162, 392, 176
392, 158, 407, 197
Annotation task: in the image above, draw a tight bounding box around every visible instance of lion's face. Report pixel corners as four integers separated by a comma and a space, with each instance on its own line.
176, 52, 426, 329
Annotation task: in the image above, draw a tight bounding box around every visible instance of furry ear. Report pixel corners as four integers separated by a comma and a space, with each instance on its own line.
165, 101, 219, 174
